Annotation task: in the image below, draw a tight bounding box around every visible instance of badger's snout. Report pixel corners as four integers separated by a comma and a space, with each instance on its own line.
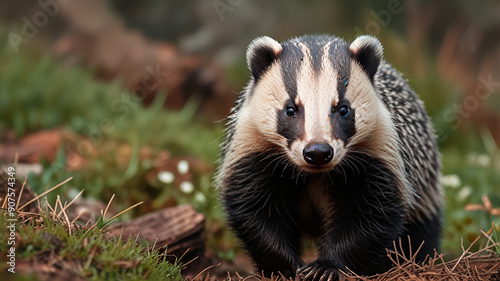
303, 142, 334, 165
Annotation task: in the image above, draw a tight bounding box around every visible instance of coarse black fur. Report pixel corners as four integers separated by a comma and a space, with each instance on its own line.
221, 150, 410, 278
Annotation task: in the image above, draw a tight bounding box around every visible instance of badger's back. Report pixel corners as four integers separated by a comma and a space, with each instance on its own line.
374, 61, 442, 219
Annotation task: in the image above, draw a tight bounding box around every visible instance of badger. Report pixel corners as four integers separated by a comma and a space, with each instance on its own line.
216, 34, 443, 280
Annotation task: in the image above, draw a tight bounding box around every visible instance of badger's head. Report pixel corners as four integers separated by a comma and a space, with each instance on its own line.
236, 35, 399, 174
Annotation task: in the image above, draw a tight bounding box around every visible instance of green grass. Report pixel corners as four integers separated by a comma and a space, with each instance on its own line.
0, 38, 222, 162
0, 26, 224, 219
440, 130, 500, 256
0, 206, 184, 281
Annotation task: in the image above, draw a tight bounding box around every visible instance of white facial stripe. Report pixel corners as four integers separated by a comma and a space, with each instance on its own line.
252, 63, 290, 143
294, 41, 314, 111
296, 41, 338, 143
330, 138, 346, 165
231, 60, 292, 157
324, 42, 340, 106
295, 42, 316, 142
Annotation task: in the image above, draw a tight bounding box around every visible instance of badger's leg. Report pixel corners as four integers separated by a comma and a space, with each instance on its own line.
298, 158, 405, 280
220, 153, 306, 277
399, 209, 442, 263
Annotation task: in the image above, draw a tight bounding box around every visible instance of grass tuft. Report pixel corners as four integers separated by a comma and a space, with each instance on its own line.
0, 178, 183, 280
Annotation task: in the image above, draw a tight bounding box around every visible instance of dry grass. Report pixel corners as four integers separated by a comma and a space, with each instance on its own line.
349, 239, 500, 281
192, 236, 500, 281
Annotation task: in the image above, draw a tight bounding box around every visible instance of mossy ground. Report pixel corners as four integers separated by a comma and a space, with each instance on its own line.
0, 186, 184, 281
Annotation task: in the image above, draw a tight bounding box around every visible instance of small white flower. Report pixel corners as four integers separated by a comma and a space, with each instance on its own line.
457, 186, 472, 201
158, 171, 175, 184
177, 160, 190, 174
476, 154, 491, 167
440, 174, 461, 188
180, 181, 194, 194
194, 191, 207, 205
468, 153, 491, 167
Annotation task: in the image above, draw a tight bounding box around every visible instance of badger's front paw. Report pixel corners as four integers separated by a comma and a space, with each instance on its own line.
297, 260, 341, 281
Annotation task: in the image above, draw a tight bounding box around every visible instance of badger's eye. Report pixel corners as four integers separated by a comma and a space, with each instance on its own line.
285, 106, 296, 117
339, 105, 350, 117
344, 79, 349, 87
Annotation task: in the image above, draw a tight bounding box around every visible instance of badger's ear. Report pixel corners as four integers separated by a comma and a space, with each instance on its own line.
350, 35, 383, 82
246, 36, 282, 81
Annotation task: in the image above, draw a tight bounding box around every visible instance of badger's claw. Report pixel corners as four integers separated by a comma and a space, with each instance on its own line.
297, 261, 340, 281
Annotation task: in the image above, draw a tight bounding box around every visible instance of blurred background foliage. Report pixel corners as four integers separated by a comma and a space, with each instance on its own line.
0, 0, 499, 263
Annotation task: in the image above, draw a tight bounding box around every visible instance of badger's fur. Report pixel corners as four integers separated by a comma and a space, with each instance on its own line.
217, 34, 443, 280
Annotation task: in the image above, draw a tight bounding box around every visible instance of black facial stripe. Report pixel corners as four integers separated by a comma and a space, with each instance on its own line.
328, 40, 351, 102
323, 39, 354, 143
279, 41, 303, 101
336, 72, 350, 102
277, 100, 305, 148
332, 106, 356, 144
299, 36, 324, 76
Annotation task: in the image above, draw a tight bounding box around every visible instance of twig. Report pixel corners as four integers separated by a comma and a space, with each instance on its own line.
105, 201, 143, 223
102, 194, 115, 218
191, 263, 221, 280
57, 189, 85, 219
451, 234, 483, 272
15, 175, 28, 210
18, 177, 73, 211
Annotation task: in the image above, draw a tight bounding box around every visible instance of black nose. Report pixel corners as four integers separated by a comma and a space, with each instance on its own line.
303, 143, 334, 165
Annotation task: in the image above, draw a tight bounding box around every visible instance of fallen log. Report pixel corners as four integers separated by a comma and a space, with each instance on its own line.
107, 204, 206, 275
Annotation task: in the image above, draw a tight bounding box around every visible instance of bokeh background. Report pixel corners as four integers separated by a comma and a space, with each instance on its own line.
0, 0, 499, 272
